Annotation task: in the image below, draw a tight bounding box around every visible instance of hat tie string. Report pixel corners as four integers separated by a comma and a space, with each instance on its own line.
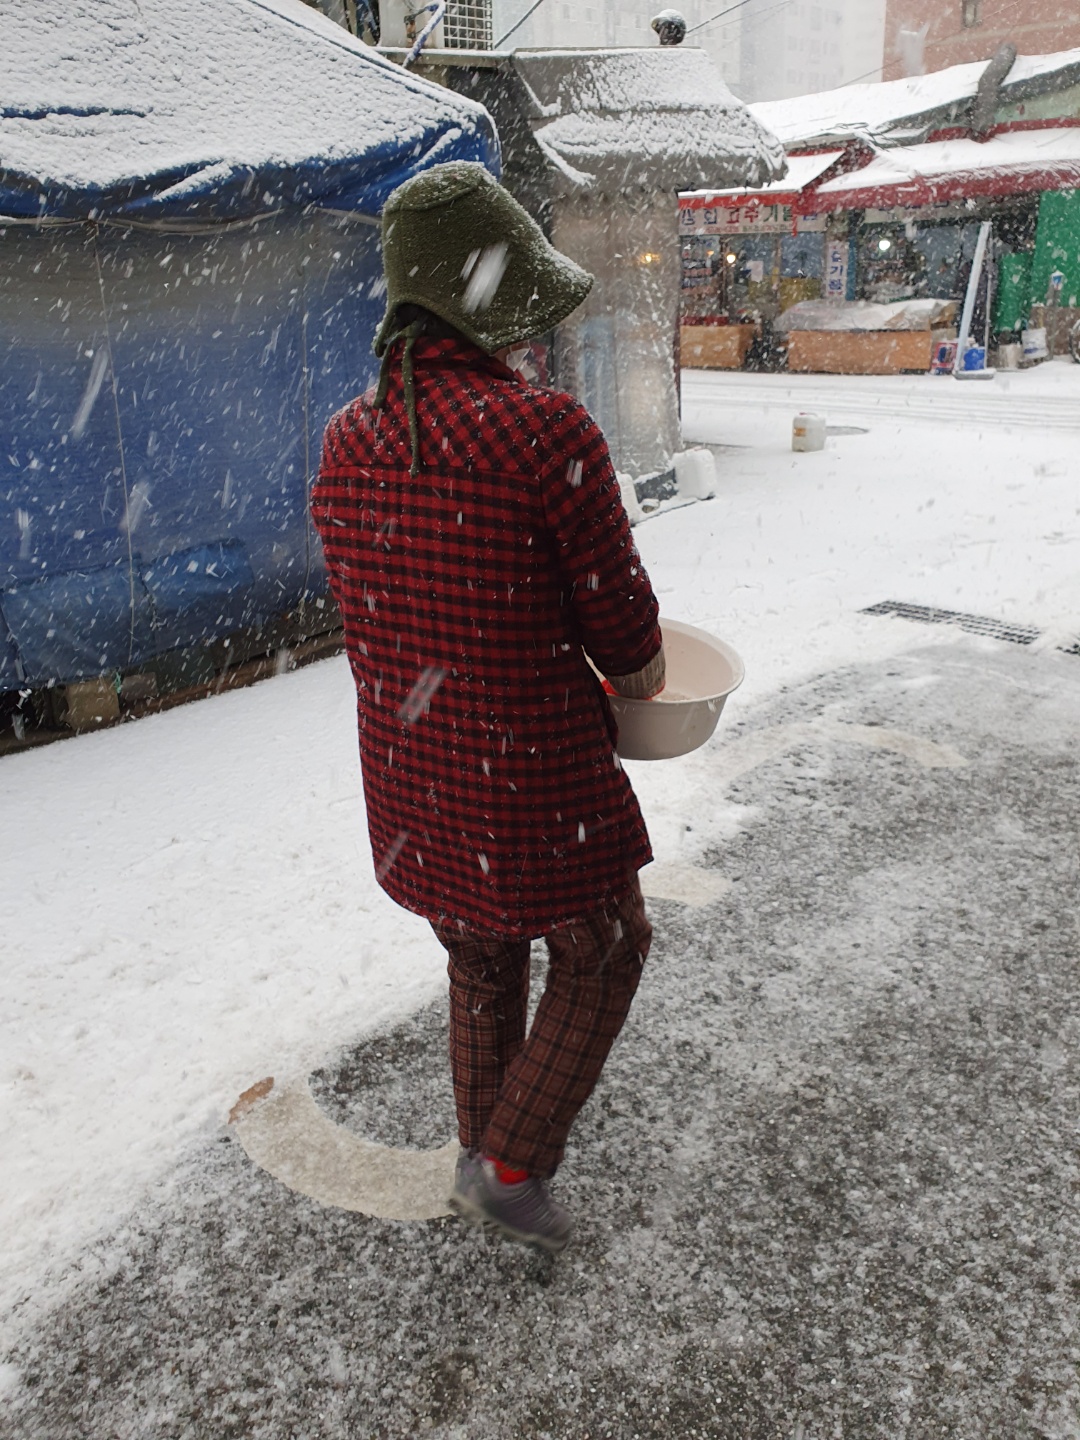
372, 318, 426, 477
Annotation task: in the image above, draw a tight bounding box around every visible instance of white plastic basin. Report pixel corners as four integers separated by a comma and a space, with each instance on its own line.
605, 618, 744, 761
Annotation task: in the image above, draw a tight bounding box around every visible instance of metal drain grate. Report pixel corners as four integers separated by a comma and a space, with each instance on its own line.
863, 600, 1049, 648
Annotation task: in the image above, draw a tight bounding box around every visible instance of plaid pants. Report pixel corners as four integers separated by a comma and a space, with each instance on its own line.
431, 879, 651, 1177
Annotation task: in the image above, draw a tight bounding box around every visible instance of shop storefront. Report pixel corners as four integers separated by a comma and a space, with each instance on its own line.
679, 152, 840, 368
680, 126, 1080, 371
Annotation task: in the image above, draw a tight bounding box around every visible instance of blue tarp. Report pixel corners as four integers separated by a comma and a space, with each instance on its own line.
0, 0, 499, 691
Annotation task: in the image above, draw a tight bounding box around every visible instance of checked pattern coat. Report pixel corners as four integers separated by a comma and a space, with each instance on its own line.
311, 335, 662, 937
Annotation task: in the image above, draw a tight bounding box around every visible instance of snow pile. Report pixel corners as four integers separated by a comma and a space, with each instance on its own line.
513, 48, 786, 196
1, 0, 497, 220
1008, 46, 1080, 86
752, 47, 1080, 151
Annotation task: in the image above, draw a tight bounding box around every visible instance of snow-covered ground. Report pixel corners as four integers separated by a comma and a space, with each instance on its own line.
1, 359, 1078, 1346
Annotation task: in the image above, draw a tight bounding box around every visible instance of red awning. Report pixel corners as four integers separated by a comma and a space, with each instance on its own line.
804, 127, 1080, 214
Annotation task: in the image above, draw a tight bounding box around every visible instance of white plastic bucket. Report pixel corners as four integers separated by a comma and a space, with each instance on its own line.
602, 619, 744, 761
792, 413, 826, 452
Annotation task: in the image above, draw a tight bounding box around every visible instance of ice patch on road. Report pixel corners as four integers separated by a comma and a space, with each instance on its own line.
229, 1077, 456, 1221
640, 862, 732, 908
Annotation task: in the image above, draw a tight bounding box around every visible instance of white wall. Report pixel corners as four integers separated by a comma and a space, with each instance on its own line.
491, 2, 745, 91
491, 0, 884, 101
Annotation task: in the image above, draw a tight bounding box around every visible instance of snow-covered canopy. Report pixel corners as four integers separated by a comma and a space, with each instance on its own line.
1, 0, 498, 222
752, 48, 1080, 151
810, 128, 1080, 212
682, 150, 845, 204
511, 48, 786, 197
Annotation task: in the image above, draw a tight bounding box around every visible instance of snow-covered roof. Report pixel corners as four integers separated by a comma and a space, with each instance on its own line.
511, 48, 786, 196
809, 128, 1080, 211
751, 48, 1080, 151
682, 150, 845, 202
1, 0, 498, 222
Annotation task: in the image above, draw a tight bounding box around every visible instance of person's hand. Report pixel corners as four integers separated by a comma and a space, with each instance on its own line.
603, 646, 666, 700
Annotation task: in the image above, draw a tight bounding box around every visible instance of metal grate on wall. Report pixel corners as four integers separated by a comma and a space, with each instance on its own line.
443, 0, 493, 48
863, 600, 1079, 657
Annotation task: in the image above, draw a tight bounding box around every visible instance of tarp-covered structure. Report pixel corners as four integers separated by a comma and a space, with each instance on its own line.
514, 49, 784, 477
513, 48, 785, 199
0, 0, 498, 693
432, 46, 784, 478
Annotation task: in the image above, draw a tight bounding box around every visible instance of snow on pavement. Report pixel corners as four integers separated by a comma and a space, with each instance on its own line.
6, 642, 1079, 1439
1, 359, 1078, 1344
0, 665, 442, 1338
675, 360, 1080, 683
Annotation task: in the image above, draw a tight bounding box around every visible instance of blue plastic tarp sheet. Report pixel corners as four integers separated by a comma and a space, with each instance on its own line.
0, 211, 389, 688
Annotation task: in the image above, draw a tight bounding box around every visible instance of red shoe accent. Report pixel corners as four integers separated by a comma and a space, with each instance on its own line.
486, 1155, 530, 1185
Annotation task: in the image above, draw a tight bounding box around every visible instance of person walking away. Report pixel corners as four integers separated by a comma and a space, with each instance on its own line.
311, 162, 665, 1252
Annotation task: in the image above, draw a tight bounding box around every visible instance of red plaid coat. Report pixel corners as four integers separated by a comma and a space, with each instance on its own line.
311, 336, 661, 937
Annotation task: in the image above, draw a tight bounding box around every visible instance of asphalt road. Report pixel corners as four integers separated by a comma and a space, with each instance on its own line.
3, 636, 1078, 1440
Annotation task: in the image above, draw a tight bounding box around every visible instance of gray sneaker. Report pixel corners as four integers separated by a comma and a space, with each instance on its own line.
449, 1153, 573, 1254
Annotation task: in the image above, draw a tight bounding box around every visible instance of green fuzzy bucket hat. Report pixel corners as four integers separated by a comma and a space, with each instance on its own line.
374, 161, 593, 358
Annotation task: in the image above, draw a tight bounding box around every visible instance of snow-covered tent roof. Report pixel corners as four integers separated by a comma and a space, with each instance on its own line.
0, 0, 502, 694
1, 0, 499, 222
511, 48, 786, 196
752, 48, 1080, 152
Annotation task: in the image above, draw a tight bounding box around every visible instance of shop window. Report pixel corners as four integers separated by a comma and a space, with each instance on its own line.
962, 0, 981, 27
858, 220, 983, 305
